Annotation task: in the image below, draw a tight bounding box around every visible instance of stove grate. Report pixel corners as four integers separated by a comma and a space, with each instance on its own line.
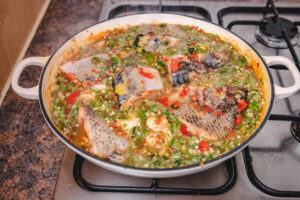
73, 155, 237, 195
243, 146, 300, 197
242, 115, 300, 197
107, 4, 211, 22
218, 0, 300, 51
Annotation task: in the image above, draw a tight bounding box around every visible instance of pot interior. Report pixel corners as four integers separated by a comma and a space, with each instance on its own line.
40, 13, 273, 170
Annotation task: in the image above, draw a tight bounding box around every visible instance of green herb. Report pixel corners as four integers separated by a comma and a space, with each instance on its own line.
238, 56, 248, 66
91, 56, 100, 64
111, 56, 119, 65
220, 69, 228, 75
260, 77, 264, 84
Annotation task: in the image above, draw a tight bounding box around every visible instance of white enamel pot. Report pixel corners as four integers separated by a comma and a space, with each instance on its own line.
12, 14, 300, 178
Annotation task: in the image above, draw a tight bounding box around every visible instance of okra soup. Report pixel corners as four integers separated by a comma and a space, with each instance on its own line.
50, 23, 264, 168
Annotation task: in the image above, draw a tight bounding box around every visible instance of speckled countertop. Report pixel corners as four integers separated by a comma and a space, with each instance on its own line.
0, 0, 103, 199
1, 0, 300, 199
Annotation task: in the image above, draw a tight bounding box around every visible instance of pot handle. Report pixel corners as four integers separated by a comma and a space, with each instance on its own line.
12, 56, 49, 99
263, 56, 300, 99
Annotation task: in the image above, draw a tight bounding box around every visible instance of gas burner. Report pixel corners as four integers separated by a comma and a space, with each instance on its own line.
255, 16, 299, 49
291, 120, 300, 142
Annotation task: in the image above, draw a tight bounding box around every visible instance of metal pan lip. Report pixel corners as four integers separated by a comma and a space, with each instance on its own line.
38, 13, 275, 173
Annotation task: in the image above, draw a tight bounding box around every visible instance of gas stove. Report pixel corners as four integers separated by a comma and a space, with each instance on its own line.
54, 1, 300, 199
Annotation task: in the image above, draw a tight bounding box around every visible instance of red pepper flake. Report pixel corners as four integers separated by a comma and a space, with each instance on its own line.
238, 100, 248, 113
188, 54, 199, 61
164, 57, 170, 62
91, 69, 97, 72
187, 42, 196, 47
156, 116, 163, 125
257, 63, 260, 67
65, 108, 71, 118
229, 130, 236, 137
64, 73, 77, 82
148, 32, 155, 36
117, 130, 125, 136
108, 70, 114, 76
234, 114, 242, 126
111, 106, 119, 111
194, 105, 200, 112
170, 59, 179, 73
180, 124, 189, 136
191, 95, 199, 101
71, 60, 76, 64
138, 67, 155, 79
212, 38, 219, 42
203, 105, 213, 113
179, 86, 190, 97
172, 101, 181, 108
67, 91, 80, 106
198, 141, 210, 151
140, 80, 145, 84
108, 123, 117, 129
119, 68, 125, 72
67, 134, 74, 142
154, 141, 162, 148
157, 97, 168, 107
216, 110, 222, 117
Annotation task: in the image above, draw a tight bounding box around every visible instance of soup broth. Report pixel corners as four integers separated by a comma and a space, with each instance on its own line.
50, 24, 263, 168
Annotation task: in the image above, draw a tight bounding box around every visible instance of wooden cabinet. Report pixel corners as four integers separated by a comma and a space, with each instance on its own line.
0, 0, 50, 103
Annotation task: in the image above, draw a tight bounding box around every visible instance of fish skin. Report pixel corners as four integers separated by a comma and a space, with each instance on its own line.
133, 32, 180, 52
113, 66, 163, 109
168, 85, 247, 139
79, 105, 129, 163
168, 53, 229, 86
173, 103, 236, 139
61, 54, 109, 85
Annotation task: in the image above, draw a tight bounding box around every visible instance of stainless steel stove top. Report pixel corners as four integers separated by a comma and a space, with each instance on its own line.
54, 1, 300, 199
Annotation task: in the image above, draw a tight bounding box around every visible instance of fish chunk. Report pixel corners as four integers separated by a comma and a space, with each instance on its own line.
61, 54, 109, 85
167, 85, 248, 139
133, 32, 180, 52
78, 105, 129, 163
167, 53, 228, 86
113, 66, 163, 109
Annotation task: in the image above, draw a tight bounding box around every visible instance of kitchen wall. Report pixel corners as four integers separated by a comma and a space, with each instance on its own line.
0, 0, 50, 104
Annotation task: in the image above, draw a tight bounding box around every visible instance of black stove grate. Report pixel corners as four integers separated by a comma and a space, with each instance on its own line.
218, 0, 300, 69
107, 4, 211, 22
73, 155, 237, 195
242, 114, 300, 198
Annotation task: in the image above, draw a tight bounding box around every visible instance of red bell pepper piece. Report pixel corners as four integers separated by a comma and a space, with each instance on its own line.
67, 91, 80, 106
234, 114, 242, 126
179, 86, 190, 97
180, 124, 189, 136
138, 67, 154, 79
238, 100, 248, 113
198, 141, 210, 151
157, 97, 168, 107
170, 59, 179, 73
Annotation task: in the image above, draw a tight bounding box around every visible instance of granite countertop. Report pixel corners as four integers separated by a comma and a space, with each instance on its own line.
1, 0, 300, 199
0, 0, 103, 199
